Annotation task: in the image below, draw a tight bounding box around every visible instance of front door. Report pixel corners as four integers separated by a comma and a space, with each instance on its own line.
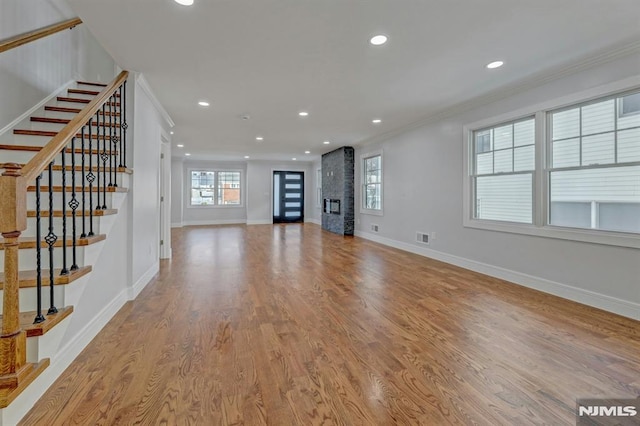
273, 171, 304, 223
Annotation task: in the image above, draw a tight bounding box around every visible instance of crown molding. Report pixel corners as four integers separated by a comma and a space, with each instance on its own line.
135, 72, 175, 128
357, 38, 640, 148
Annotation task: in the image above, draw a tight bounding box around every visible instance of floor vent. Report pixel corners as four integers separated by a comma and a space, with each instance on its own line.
416, 232, 429, 244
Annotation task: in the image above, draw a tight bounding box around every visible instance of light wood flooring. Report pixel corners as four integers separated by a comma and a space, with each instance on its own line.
21, 224, 640, 425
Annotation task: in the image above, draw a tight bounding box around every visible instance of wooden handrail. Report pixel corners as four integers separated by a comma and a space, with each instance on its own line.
22, 71, 129, 183
0, 18, 82, 54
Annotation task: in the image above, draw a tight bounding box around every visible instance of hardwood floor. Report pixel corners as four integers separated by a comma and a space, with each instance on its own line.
21, 224, 640, 425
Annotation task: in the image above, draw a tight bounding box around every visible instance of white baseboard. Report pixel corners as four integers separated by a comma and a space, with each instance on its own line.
355, 230, 640, 320
171, 222, 183, 228
0, 288, 129, 426
183, 219, 246, 226
129, 261, 158, 300
304, 218, 321, 225
0, 80, 75, 137
247, 219, 272, 225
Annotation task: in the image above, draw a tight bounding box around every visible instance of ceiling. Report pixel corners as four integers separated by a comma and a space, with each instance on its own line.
68, 0, 640, 162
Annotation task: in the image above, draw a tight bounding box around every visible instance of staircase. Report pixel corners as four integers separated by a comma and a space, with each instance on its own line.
0, 72, 130, 419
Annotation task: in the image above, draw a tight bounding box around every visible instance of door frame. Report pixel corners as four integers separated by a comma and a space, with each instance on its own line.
270, 168, 306, 224
159, 133, 172, 259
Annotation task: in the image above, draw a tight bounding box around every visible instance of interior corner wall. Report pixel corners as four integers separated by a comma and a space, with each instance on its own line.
308, 159, 323, 223
0, 0, 116, 132
354, 52, 640, 316
130, 78, 162, 286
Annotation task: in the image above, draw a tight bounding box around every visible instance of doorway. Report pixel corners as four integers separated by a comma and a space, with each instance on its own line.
273, 171, 304, 223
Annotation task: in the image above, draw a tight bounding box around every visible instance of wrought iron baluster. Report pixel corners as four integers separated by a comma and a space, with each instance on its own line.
95, 111, 101, 212
33, 174, 45, 324
60, 148, 68, 276
45, 162, 58, 315
87, 118, 95, 237
112, 94, 118, 188
101, 103, 108, 209
80, 124, 87, 238
108, 97, 114, 188
69, 135, 79, 271
122, 80, 128, 168
118, 84, 123, 168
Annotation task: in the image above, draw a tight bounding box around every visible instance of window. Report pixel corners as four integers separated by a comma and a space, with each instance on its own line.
472, 118, 535, 224
464, 82, 640, 248
548, 92, 640, 233
362, 153, 382, 212
316, 168, 322, 208
190, 170, 241, 206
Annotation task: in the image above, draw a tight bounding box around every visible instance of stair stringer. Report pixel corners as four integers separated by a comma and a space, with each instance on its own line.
0, 187, 142, 426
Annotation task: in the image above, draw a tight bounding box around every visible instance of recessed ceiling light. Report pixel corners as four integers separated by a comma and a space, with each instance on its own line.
486, 61, 504, 69
370, 35, 388, 46
174, 0, 194, 5
323, 141, 330, 145
185, 153, 191, 156
298, 111, 309, 117
198, 100, 210, 107
177, 144, 184, 148
256, 136, 264, 141
372, 119, 382, 124
170, 131, 174, 135
305, 151, 310, 154
244, 155, 250, 159
292, 158, 297, 161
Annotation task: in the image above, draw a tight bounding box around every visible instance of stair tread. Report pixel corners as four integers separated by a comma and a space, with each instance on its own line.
5, 164, 132, 174
44, 106, 120, 116
0, 144, 117, 155
27, 185, 128, 193
68, 89, 120, 97
14, 129, 117, 140
0, 359, 50, 408
0, 234, 106, 250
77, 81, 107, 87
30, 117, 120, 127
9, 306, 74, 337
0, 266, 92, 289
27, 209, 118, 217
57, 97, 120, 106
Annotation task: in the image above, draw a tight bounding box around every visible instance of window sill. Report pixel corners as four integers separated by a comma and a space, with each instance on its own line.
187, 204, 244, 209
360, 209, 384, 217
463, 218, 640, 249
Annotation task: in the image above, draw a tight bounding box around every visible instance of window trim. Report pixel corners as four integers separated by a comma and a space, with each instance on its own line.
187, 168, 244, 208
360, 150, 384, 216
463, 75, 640, 249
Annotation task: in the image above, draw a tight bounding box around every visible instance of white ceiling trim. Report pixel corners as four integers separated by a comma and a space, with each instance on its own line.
357, 38, 640, 148
135, 73, 175, 128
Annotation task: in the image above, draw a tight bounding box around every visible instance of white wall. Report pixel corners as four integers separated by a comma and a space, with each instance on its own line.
130, 75, 165, 286
246, 160, 315, 224
355, 52, 640, 318
170, 159, 316, 226
308, 159, 323, 223
0, 0, 115, 131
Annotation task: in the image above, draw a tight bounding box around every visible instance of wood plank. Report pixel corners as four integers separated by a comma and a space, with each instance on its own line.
56, 97, 120, 107
0, 266, 92, 289
19, 224, 640, 424
77, 81, 107, 88
14, 130, 114, 140
0, 234, 105, 250
26, 209, 117, 218
0, 306, 75, 337
26, 186, 127, 193
30, 117, 120, 128
44, 106, 120, 116
0, 359, 49, 408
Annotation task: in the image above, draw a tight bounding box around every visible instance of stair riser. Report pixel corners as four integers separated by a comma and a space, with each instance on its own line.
44, 109, 121, 122
27, 192, 117, 211
26, 315, 72, 363
35, 171, 129, 188
30, 122, 119, 133
1, 151, 122, 168
0, 246, 88, 275
0, 275, 88, 315
20, 216, 103, 239
64, 92, 95, 101
13, 134, 121, 147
